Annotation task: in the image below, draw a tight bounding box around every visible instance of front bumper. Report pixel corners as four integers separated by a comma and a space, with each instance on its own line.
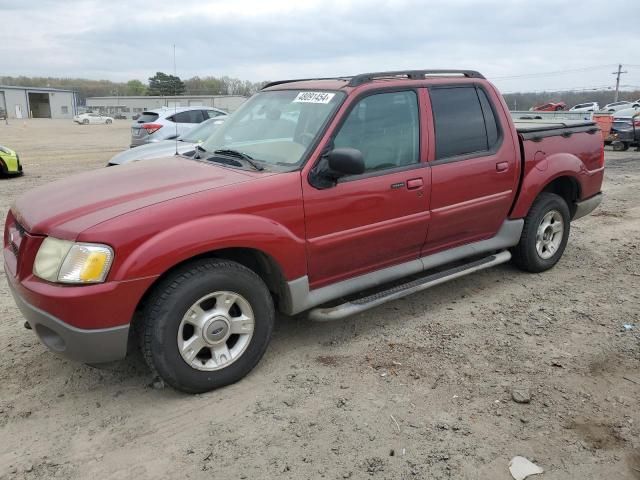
7, 279, 129, 363
0, 155, 22, 175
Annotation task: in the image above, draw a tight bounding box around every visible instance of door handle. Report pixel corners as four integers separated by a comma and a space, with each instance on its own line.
406, 178, 423, 190
496, 162, 509, 172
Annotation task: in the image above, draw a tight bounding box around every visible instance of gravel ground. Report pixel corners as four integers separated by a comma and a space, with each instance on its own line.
0, 119, 639, 480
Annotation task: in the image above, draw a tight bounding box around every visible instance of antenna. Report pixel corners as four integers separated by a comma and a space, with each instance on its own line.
174, 43, 179, 156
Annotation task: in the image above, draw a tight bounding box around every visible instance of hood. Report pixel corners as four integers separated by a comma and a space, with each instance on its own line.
108, 141, 195, 165
13, 156, 266, 238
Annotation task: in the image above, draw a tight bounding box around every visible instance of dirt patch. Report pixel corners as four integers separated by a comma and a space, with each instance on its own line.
627, 449, 640, 479
568, 418, 626, 450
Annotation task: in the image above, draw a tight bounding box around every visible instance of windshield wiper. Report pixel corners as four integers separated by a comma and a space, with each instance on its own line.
213, 149, 264, 171
194, 144, 207, 159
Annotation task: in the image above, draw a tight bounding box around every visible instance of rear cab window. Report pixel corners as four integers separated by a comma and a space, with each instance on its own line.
429, 85, 502, 160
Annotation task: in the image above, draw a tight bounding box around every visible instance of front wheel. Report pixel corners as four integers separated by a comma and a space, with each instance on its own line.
141, 259, 274, 393
511, 192, 570, 273
105, 119, 112, 124
82, 119, 89, 125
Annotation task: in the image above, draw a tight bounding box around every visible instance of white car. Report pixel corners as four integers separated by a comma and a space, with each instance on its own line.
74, 112, 114, 125
108, 117, 226, 166
130, 106, 227, 147
569, 102, 599, 112
600, 101, 633, 113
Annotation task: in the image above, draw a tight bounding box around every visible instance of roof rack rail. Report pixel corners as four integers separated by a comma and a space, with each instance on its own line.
260, 70, 485, 90
347, 70, 485, 87
261, 77, 349, 90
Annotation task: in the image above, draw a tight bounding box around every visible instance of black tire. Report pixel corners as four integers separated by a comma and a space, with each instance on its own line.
82, 119, 89, 125
106, 119, 112, 124
141, 259, 274, 393
511, 192, 570, 273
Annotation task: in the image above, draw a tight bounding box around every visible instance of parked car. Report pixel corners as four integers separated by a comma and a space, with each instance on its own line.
569, 102, 599, 112
531, 102, 566, 111
0, 144, 22, 176
73, 113, 114, 125
130, 106, 227, 148
600, 101, 632, 113
609, 109, 640, 151
4, 69, 604, 393
108, 116, 227, 166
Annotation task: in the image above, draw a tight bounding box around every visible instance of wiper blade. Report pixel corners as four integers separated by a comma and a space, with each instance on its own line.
206, 156, 243, 168
194, 144, 207, 159
213, 149, 264, 171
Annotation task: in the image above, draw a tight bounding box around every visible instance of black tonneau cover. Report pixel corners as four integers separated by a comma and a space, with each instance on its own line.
514, 120, 599, 141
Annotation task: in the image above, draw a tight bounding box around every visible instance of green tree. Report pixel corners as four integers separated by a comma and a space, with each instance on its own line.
147, 72, 185, 96
125, 79, 146, 95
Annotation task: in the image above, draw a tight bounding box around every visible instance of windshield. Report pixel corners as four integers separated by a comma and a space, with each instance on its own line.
200, 90, 345, 169
179, 118, 225, 143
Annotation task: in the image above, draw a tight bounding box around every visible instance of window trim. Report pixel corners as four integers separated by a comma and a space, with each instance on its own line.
427, 83, 504, 166
311, 87, 424, 185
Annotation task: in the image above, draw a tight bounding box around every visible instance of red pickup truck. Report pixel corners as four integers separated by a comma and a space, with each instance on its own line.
4, 70, 604, 393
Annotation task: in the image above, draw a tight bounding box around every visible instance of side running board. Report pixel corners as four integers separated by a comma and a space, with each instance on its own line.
308, 250, 511, 321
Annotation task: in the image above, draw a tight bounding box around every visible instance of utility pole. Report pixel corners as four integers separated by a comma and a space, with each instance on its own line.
612, 64, 627, 102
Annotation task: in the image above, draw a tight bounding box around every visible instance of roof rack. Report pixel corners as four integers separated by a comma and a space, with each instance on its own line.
347, 70, 485, 86
260, 69, 485, 90
261, 77, 350, 90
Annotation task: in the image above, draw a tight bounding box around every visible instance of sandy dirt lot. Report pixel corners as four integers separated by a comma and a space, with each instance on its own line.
0, 119, 638, 480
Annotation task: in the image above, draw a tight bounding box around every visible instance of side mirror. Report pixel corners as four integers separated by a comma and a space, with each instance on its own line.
327, 148, 365, 176
309, 147, 365, 189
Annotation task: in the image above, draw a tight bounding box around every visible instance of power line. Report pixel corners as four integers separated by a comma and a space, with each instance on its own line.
501, 84, 617, 95
491, 64, 618, 80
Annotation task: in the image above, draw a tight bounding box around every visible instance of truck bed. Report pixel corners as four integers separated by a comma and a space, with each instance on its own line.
514, 119, 599, 141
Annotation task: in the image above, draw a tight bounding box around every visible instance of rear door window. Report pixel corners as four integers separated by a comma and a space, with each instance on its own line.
429, 86, 501, 160
170, 110, 205, 124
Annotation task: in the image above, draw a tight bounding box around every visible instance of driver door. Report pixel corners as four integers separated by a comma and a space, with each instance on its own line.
302, 90, 430, 288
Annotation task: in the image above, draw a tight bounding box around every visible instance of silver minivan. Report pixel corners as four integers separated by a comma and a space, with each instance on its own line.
130, 106, 227, 147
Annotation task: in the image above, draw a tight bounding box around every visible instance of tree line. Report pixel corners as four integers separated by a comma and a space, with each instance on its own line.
1, 73, 638, 109
0, 72, 266, 103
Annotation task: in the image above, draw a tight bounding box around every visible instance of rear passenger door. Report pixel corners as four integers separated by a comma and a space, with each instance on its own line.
423, 85, 518, 254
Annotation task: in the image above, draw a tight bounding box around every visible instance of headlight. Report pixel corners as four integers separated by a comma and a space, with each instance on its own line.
33, 237, 114, 284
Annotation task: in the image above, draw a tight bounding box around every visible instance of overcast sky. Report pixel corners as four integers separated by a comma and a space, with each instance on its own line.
1, 0, 639, 93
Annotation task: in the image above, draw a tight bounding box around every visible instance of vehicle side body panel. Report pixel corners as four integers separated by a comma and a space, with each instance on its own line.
510, 131, 604, 219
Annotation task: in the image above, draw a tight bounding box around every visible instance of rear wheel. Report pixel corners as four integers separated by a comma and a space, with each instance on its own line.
106, 119, 112, 124
141, 259, 274, 393
511, 192, 570, 273
613, 141, 629, 151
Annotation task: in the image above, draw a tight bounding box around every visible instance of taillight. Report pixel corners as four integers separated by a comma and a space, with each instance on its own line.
142, 123, 162, 134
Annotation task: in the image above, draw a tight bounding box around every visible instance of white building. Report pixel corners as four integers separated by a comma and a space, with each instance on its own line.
0, 85, 78, 119
86, 95, 247, 118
